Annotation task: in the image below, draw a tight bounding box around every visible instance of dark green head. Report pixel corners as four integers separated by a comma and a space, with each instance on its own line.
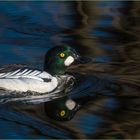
45, 97, 80, 121
44, 45, 79, 75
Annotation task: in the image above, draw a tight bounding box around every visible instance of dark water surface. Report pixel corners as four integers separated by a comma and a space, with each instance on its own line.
0, 1, 140, 139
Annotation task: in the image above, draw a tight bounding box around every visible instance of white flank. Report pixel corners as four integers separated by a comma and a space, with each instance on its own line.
0, 69, 58, 93
64, 56, 74, 66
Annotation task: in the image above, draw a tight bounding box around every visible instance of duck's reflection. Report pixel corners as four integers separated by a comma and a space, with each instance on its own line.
45, 97, 80, 121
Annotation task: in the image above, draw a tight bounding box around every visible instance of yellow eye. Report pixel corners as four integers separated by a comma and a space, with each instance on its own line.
59, 53, 65, 58
60, 110, 66, 117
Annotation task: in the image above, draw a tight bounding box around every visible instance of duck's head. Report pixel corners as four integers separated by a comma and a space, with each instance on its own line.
44, 45, 79, 75
45, 97, 80, 121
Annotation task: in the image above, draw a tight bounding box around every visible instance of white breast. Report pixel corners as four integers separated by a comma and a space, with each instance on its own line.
0, 68, 58, 93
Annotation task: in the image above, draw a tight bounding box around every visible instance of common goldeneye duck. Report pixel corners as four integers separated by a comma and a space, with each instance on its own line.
0, 45, 81, 104
0, 64, 75, 104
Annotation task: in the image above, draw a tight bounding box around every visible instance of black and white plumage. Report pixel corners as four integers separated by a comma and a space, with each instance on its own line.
0, 64, 75, 104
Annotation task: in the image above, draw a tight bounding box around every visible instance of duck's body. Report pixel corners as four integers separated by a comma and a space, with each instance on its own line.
0, 65, 57, 93
0, 64, 74, 103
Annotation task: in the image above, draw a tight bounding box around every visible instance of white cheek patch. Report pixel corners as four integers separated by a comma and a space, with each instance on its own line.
65, 99, 76, 110
64, 56, 74, 66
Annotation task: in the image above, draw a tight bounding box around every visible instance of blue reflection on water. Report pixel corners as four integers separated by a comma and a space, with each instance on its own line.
0, 104, 73, 139
0, 1, 138, 139
78, 114, 102, 135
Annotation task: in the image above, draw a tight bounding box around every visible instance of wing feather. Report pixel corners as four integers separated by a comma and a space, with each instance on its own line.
0, 64, 52, 81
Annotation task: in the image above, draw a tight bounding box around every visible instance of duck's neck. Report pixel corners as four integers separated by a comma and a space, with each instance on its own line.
44, 65, 66, 75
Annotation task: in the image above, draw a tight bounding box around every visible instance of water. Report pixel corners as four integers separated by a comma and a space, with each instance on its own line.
0, 1, 140, 139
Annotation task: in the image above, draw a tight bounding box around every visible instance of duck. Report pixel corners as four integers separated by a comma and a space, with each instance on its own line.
0, 45, 81, 104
